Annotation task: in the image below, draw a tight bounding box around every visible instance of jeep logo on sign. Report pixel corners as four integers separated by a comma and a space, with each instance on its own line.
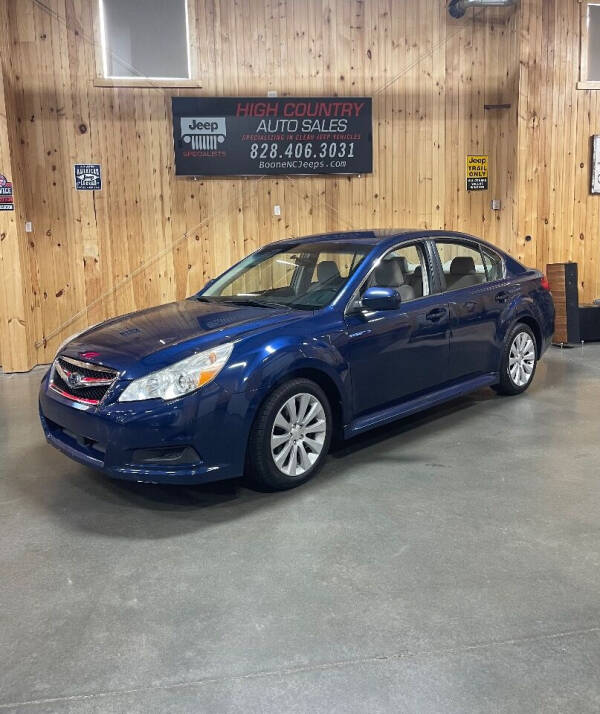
181, 117, 227, 150
188, 119, 220, 132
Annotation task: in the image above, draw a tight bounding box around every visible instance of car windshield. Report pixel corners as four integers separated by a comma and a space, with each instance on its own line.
201, 242, 370, 310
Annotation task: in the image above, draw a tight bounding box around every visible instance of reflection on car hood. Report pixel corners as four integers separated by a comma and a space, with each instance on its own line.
60, 299, 303, 378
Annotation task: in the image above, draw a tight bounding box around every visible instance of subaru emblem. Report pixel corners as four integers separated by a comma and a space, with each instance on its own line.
67, 372, 83, 388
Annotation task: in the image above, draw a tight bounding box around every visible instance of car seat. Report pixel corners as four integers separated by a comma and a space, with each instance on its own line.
372, 258, 415, 301
447, 256, 485, 289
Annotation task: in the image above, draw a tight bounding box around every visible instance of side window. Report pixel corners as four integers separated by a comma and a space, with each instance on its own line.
482, 248, 504, 281
364, 243, 428, 302
435, 241, 486, 291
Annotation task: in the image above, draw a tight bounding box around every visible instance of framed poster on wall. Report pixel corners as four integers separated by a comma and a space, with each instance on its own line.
172, 97, 372, 176
592, 135, 600, 194
0, 174, 14, 210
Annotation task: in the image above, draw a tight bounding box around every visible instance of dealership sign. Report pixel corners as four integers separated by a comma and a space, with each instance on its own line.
172, 97, 372, 176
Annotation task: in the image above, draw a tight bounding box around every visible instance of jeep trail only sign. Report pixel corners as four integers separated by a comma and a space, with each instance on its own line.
466, 155, 489, 191
172, 97, 373, 176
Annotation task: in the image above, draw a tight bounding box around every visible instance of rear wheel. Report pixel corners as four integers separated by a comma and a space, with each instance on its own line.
493, 323, 537, 395
246, 378, 332, 490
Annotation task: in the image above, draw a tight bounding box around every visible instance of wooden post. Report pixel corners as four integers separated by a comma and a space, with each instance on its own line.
0, 58, 36, 372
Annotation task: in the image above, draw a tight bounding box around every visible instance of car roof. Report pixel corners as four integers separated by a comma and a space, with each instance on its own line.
268, 229, 485, 249
269, 229, 411, 248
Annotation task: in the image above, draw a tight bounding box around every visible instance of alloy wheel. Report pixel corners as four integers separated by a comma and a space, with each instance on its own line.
270, 393, 327, 477
508, 332, 535, 387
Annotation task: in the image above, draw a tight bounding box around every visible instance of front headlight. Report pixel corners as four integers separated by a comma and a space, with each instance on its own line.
118, 342, 234, 402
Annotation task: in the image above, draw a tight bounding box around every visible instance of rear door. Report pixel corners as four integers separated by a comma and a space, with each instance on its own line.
342, 240, 450, 417
432, 238, 516, 380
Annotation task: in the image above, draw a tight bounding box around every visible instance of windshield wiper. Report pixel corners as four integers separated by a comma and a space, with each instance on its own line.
224, 298, 290, 309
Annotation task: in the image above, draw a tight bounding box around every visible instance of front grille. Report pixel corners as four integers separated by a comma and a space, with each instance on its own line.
50, 356, 118, 405
57, 357, 115, 381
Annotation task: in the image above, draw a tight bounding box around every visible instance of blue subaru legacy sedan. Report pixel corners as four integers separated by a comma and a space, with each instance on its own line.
39, 230, 555, 490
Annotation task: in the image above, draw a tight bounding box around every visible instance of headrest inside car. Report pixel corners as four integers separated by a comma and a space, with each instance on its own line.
317, 260, 341, 283
396, 256, 409, 274
374, 258, 406, 287
450, 256, 476, 275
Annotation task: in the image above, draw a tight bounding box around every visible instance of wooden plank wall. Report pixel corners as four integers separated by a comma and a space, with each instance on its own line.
517, 0, 600, 304
1, 0, 520, 370
0, 54, 36, 370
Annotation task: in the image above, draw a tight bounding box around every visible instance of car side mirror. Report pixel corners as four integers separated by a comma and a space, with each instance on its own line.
361, 286, 401, 311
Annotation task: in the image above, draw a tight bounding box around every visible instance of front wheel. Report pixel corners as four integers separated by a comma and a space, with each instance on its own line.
246, 378, 332, 490
493, 323, 538, 395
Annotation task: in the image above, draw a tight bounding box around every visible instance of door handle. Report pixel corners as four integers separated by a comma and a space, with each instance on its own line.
426, 307, 447, 322
495, 291, 510, 303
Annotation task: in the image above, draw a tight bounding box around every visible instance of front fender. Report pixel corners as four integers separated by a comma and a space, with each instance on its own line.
245, 335, 348, 393
222, 331, 350, 422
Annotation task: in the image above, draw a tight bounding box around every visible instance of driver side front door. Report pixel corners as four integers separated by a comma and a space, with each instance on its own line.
342, 241, 450, 418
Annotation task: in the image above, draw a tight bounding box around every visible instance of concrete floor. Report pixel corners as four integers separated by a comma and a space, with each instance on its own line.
1, 346, 600, 713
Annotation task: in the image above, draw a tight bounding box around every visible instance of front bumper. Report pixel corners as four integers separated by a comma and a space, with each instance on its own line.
38, 373, 253, 484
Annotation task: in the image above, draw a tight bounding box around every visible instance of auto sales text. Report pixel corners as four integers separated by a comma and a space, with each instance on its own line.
250, 119, 352, 134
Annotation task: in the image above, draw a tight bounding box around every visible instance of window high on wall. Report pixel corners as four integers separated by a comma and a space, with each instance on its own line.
588, 5, 600, 80
99, 0, 191, 80
579, 1, 600, 88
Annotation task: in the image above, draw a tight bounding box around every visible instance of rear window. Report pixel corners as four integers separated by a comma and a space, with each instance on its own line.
435, 240, 503, 291
482, 248, 504, 281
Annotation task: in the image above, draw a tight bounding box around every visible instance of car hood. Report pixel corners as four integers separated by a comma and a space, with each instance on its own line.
61, 299, 305, 378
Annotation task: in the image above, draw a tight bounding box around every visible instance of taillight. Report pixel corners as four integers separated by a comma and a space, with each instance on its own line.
540, 274, 550, 291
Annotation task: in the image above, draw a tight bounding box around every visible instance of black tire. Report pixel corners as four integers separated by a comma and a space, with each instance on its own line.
246, 378, 332, 491
493, 322, 538, 396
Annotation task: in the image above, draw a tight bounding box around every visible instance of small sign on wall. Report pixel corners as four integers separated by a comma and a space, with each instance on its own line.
466, 155, 489, 191
74, 164, 102, 191
0, 173, 14, 210
591, 136, 600, 194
